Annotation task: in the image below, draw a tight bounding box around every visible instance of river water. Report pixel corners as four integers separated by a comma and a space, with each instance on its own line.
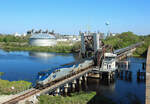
0, 49, 79, 83
0, 49, 145, 104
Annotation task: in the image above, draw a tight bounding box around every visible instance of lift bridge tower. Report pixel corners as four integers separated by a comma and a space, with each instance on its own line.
80, 31, 113, 67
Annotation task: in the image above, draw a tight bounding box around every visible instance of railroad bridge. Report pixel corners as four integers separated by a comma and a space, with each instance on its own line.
2, 32, 144, 104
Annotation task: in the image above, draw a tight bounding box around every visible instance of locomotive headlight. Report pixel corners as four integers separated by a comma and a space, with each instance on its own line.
39, 75, 42, 79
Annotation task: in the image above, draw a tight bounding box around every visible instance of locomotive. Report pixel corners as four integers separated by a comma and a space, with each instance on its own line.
36, 58, 94, 87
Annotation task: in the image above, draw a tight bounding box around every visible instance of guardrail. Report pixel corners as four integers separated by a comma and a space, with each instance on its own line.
146, 46, 150, 104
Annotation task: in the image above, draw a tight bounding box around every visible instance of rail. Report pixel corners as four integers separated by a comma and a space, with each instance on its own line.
2, 66, 95, 104
114, 41, 144, 55
2, 42, 144, 104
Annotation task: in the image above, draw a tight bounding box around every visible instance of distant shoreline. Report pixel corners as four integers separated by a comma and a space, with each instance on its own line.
0, 42, 80, 53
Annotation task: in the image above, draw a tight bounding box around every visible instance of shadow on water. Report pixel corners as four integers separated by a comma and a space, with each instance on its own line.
87, 94, 116, 104
48, 57, 145, 104
86, 78, 116, 104
66, 76, 144, 104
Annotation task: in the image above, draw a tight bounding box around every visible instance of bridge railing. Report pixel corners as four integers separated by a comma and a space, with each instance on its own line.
146, 46, 150, 104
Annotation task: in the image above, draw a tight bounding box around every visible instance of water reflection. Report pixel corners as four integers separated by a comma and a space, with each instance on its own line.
87, 78, 116, 93
0, 49, 145, 104
29, 52, 55, 59
0, 49, 77, 83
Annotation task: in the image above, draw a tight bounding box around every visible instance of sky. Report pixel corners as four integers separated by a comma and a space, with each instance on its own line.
0, 0, 150, 35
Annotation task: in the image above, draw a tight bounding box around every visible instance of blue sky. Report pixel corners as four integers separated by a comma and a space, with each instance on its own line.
0, 0, 149, 35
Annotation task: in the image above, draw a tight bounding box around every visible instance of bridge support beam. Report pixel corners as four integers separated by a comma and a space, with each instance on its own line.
81, 33, 86, 57
55, 87, 60, 96
64, 83, 69, 94
108, 73, 110, 80
79, 76, 83, 85
72, 80, 76, 89
84, 74, 88, 81
93, 33, 100, 53
128, 71, 132, 80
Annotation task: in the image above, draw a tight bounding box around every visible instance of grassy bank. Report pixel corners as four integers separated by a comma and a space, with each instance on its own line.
0, 41, 81, 53
0, 72, 4, 76
38, 92, 115, 104
0, 32, 150, 56
0, 79, 32, 95
104, 32, 150, 57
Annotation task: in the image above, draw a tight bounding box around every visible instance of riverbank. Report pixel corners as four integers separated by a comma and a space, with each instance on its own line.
0, 42, 80, 53
38, 92, 115, 104
0, 32, 150, 56
104, 32, 150, 57
0, 72, 4, 76
0, 79, 32, 95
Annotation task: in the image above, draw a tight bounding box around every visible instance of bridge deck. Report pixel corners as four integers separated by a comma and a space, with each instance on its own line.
146, 46, 150, 104
2, 66, 95, 104
38, 66, 94, 94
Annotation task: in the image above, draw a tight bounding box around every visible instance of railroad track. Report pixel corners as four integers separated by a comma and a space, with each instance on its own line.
2, 66, 94, 104
2, 89, 40, 104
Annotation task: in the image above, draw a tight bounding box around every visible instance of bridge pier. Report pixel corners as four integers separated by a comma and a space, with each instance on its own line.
128, 71, 132, 80
55, 87, 60, 96
79, 76, 83, 85
84, 76, 87, 82
64, 83, 69, 94
108, 72, 110, 80
142, 62, 146, 70
84, 73, 88, 81
120, 70, 123, 78
125, 70, 128, 78
137, 70, 146, 80
72, 80, 76, 90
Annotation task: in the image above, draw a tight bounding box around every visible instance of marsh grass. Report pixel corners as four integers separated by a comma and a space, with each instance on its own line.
38, 92, 116, 104
1, 41, 81, 53
0, 79, 32, 95
38, 92, 96, 104
0, 72, 4, 76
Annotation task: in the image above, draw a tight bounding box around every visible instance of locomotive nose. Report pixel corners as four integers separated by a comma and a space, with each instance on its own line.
37, 81, 43, 85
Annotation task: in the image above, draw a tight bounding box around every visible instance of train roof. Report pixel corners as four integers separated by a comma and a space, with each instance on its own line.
38, 58, 93, 75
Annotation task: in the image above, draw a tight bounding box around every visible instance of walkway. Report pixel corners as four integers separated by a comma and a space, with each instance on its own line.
146, 46, 150, 104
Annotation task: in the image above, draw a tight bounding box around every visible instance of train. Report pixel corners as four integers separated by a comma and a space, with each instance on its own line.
113, 42, 143, 55
35, 42, 143, 88
36, 58, 94, 87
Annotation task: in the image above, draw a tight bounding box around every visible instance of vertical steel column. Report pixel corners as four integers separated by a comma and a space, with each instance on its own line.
93, 33, 100, 53
81, 33, 85, 57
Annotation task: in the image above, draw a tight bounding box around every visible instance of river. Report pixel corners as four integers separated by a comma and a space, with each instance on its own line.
0, 49, 146, 104
0, 49, 79, 83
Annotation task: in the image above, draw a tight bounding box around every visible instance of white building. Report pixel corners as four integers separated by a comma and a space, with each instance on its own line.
29, 33, 57, 46
14, 32, 21, 37
22, 33, 27, 37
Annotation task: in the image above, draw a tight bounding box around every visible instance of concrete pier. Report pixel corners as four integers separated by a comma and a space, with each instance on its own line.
55, 88, 60, 96
72, 80, 76, 89
137, 70, 146, 80
79, 77, 83, 85
64, 83, 69, 94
